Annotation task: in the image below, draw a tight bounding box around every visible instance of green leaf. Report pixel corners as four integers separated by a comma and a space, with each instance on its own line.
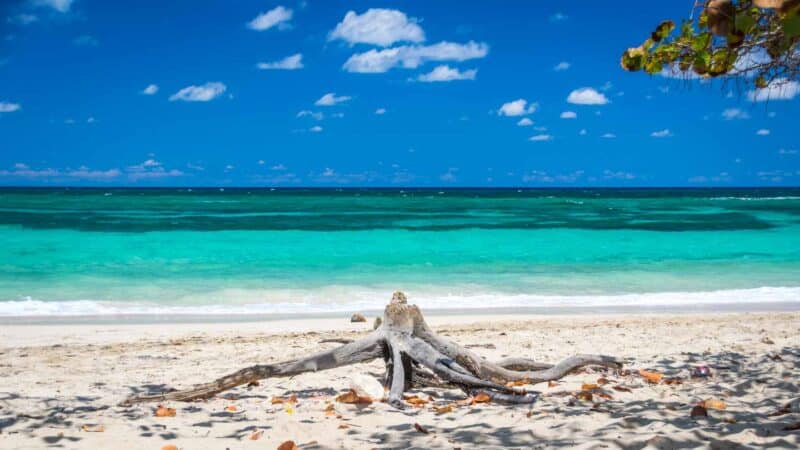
734, 12, 755, 33
693, 51, 710, 75
651, 20, 676, 42
691, 32, 712, 52
644, 58, 664, 74
755, 76, 768, 88
620, 47, 647, 71
783, 10, 800, 38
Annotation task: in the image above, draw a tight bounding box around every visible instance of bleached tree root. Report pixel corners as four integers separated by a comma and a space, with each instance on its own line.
121, 292, 622, 408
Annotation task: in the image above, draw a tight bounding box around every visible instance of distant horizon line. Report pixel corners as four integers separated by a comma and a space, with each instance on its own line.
1, 185, 799, 190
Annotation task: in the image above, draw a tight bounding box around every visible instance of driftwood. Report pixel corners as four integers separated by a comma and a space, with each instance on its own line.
121, 292, 621, 408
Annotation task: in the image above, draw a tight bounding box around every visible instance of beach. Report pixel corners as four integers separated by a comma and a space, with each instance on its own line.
2, 310, 799, 449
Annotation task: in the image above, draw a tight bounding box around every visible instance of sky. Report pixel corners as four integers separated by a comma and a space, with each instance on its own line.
0, 0, 798, 187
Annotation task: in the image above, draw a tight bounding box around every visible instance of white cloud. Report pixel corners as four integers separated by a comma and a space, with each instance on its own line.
440, 168, 458, 182
549, 13, 568, 22
315, 93, 351, 106
169, 82, 226, 102
343, 41, 488, 73
66, 167, 120, 180
650, 129, 672, 138
603, 170, 636, 180
247, 6, 292, 31
779, 148, 797, 155
322, 168, 336, 177
416, 65, 476, 82
567, 87, 610, 105
579, 129, 587, 136
297, 110, 323, 120
756, 128, 770, 136
560, 111, 577, 119
498, 99, 537, 117
271, 164, 288, 170
721, 108, 750, 120
0, 101, 21, 113
523, 170, 584, 183
35, 0, 73, 12
553, 61, 570, 71
126, 159, 184, 180
747, 80, 800, 102
375, 108, 386, 115
517, 117, 533, 127
257, 53, 303, 70
309, 125, 323, 133
330, 9, 424, 47
601, 133, 616, 139
529, 134, 553, 142
142, 84, 158, 95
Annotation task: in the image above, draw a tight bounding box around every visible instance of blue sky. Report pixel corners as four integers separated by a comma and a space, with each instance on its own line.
0, 0, 798, 187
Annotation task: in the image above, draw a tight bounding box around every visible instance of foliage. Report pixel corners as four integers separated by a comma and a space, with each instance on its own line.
621, 0, 800, 87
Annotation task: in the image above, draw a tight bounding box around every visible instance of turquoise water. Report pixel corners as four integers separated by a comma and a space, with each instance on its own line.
0, 187, 799, 315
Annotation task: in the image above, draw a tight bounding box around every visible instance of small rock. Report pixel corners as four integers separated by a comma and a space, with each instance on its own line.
349, 374, 384, 400
350, 313, 367, 323
761, 336, 775, 345
373, 317, 382, 330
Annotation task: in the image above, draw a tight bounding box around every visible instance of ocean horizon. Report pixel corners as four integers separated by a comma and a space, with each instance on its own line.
1, 186, 799, 317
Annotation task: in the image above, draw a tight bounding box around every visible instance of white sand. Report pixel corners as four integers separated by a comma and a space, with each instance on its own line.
1, 311, 799, 449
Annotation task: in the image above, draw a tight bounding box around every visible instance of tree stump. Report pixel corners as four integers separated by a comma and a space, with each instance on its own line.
121, 292, 621, 408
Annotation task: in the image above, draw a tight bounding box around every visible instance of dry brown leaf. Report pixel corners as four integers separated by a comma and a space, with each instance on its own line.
574, 391, 593, 401
690, 404, 708, 418
581, 383, 599, 391
272, 395, 298, 405
404, 395, 429, 407
250, 430, 264, 440
413, 423, 429, 434
81, 424, 105, 432
597, 392, 613, 400
547, 381, 558, 388
335, 389, 372, 405
277, 440, 298, 450
505, 379, 529, 387
612, 385, 633, 393
455, 397, 474, 406
703, 399, 727, 411
433, 404, 454, 414
324, 403, 336, 416
154, 406, 176, 417
473, 392, 491, 404
597, 377, 610, 385
638, 369, 663, 384
161, 446, 178, 450
247, 380, 260, 387
225, 405, 238, 412
663, 377, 683, 385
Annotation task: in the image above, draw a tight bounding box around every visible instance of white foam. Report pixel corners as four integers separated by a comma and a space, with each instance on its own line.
0, 286, 798, 317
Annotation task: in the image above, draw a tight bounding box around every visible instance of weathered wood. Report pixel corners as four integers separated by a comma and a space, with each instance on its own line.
121, 292, 621, 408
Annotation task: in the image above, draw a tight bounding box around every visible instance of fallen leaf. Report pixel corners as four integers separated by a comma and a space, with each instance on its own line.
613, 385, 633, 393
338, 423, 349, 429
277, 440, 298, 450
250, 430, 264, 440
433, 404, 454, 414
335, 390, 372, 405
285, 406, 293, 415
404, 395, 429, 407
638, 369, 663, 384
597, 392, 614, 400
548, 381, 558, 388
324, 403, 336, 416
505, 379, 529, 387
154, 406, 176, 417
663, 377, 683, 385
272, 395, 298, 405
690, 404, 708, 418
574, 391, 593, 401
597, 377, 610, 385
455, 397, 474, 406
161, 446, 178, 450
703, 399, 727, 411
247, 380, 260, 387
414, 423, 429, 434
225, 405, 237, 412
81, 424, 105, 432
472, 392, 491, 404
581, 383, 599, 391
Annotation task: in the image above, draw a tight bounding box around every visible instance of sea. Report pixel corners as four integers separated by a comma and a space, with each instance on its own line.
1, 187, 799, 318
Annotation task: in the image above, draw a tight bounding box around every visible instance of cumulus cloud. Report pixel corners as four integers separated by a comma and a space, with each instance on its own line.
603, 170, 636, 180
416, 65, 476, 82
309, 125, 323, 133
553, 61, 570, 71
126, 159, 184, 180
517, 117, 533, 127
601, 133, 617, 139
650, 129, 672, 138
169, 82, 226, 102
257, 53, 303, 70
560, 111, 577, 119
498, 99, 537, 117
567, 87, 610, 105
747, 80, 800, 102
529, 134, 553, 142
756, 128, 770, 136
343, 41, 488, 73
330, 9, 424, 47
523, 170, 584, 183
315, 93, 351, 106
375, 108, 386, 115
0, 101, 21, 113
297, 110, 323, 120
9, 14, 38, 25
247, 6, 292, 31
142, 84, 158, 95
35, 0, 73, 12
721, 108, 750, 120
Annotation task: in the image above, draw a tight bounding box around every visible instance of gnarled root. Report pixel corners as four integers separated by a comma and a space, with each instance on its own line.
121, 292, 621, 408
